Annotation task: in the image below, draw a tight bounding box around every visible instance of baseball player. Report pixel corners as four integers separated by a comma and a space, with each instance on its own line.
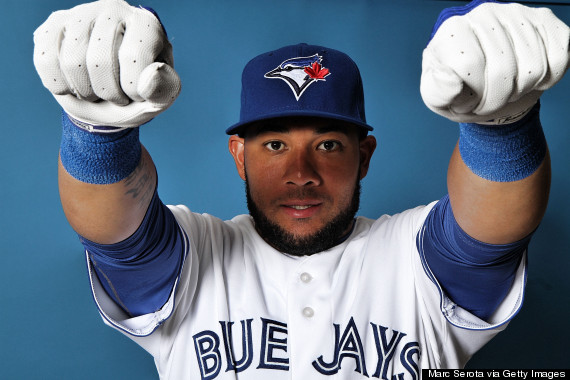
33, 0, 569, 378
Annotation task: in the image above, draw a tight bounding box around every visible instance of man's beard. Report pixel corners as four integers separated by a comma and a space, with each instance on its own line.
245, 174, 361, 257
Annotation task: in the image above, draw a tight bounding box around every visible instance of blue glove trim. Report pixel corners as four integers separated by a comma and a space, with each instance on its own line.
60, 111, 141, 184
419, 195, 530, 321
139, 6, 168, 37
429, 0, 500, 41
458, 102, 546, 182
82, 189, 186, 317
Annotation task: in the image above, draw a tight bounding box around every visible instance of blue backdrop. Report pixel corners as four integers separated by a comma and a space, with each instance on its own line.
1, 0, 569, 378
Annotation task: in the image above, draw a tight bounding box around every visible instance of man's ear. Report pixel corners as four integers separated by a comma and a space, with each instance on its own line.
359, 135, 377, 180
228, 135, 246, 180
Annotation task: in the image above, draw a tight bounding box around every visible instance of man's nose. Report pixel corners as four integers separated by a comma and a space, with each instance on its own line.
283, 148, 322, 187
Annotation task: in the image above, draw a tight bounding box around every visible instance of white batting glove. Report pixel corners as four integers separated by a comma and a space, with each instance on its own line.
33, 0, 181, 129
420, 0, 570, 124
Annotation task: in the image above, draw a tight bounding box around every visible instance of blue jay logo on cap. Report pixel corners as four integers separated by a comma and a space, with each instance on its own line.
264, 54, 331, 101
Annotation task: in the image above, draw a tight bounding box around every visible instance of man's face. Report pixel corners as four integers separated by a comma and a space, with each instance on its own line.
229, 118, 376, 256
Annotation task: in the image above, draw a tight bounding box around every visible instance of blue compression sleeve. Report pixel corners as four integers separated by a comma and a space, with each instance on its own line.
419, 195, 530, 321
81, 189, 186, 317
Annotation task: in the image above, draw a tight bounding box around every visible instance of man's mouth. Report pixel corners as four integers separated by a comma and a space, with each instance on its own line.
281, 201, 323, 218
290, 205, 312, 210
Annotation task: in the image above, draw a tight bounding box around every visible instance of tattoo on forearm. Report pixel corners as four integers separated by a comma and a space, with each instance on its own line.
123, 154, 154, 208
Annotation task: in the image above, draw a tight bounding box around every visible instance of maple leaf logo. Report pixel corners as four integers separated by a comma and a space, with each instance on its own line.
304, 62, 330, 80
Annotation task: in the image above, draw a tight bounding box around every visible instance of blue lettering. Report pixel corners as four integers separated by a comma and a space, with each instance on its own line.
193, 316, 420, 379
257, 318, 289, 371
400, 342, 420, 380
193, 330, 222, 380
220, 319, 254, 373
312, 324, 341, 374
370, 323, 406, 379
312, 317, 368, 376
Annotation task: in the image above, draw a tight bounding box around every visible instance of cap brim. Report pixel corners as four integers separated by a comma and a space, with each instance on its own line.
226, 109, 373, 135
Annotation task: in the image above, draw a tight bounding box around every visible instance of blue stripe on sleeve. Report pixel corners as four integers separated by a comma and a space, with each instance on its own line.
428, 0, 500, 41
419, 195, 530, 321
80, 189, 185, 317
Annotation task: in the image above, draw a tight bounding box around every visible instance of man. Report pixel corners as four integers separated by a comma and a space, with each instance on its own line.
33, 0, 569, 378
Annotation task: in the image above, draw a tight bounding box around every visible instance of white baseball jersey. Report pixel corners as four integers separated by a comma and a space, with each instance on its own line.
86, 201, 526, 379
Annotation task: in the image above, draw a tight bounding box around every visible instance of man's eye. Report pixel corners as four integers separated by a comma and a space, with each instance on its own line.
265, 141, 285, 151
317, 140, 340, 151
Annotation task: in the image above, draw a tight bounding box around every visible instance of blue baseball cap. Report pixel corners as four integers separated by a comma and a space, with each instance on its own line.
226, 43, 373, 135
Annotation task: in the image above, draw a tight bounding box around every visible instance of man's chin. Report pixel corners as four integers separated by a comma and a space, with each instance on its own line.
274, 222, 327, 240
245, 174, 361, 257
248, 204, 358, 257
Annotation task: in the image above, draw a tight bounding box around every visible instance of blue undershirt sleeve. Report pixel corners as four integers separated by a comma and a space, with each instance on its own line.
80, 189, 186, 318
419, 195, 530, 321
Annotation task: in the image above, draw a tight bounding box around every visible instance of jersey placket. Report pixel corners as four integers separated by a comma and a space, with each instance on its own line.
286, 250, 341, 379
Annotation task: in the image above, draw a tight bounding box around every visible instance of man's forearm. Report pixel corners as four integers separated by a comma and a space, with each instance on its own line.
59, 145, 157, 244
447, 143, 551, 245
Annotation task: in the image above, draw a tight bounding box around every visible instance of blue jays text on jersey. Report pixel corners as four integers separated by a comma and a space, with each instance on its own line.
193, 316, 420, 380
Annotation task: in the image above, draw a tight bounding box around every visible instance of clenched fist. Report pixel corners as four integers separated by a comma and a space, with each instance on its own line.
421, 0, 570, 124
33, 0, 181, 129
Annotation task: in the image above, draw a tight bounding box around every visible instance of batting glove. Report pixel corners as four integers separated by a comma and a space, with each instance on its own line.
420, 0, 570, 124
33, 0, 181, 130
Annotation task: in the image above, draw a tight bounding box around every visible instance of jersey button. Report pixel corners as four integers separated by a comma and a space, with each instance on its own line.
300, 272, 312, 283
302, 307, 315, 318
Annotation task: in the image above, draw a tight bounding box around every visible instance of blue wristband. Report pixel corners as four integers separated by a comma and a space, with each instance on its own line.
458, 102, 547, 182
60, 112, 141, 184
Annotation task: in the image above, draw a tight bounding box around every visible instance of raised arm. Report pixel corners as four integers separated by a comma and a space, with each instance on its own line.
417, 0, 569, 320
34, 0, 184, 320
34, 0, 180, 244
421, 0, 569, 244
